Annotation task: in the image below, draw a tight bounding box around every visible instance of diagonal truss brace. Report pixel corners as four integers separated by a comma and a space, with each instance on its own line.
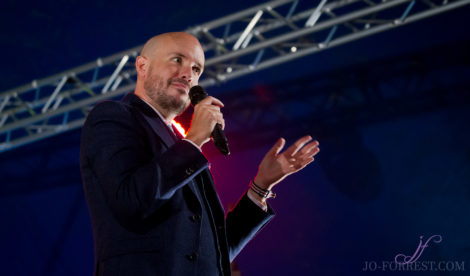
0, 0, 469, 153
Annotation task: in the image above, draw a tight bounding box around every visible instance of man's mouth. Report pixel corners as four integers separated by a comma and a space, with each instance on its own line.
171, 81, 189, 93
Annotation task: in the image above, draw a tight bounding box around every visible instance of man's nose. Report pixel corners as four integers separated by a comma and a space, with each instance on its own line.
179, 65, 193, 83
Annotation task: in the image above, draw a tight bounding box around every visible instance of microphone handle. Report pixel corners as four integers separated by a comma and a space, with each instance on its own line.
211, 123, 230, 156
189, 85, 230, 156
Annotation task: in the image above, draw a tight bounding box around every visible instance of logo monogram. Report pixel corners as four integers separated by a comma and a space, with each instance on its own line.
395, 235, 442, 264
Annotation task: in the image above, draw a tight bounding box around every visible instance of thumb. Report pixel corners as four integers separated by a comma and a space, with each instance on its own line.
267, 138, 285, 157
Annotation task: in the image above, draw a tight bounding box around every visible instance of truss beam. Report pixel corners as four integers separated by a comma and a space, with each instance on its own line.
217, 41, 470, 152
1, 0, 469, 152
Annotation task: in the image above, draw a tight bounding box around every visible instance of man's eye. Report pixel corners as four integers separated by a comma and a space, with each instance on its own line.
193, 67, 200, 73
173, 57, 182, 63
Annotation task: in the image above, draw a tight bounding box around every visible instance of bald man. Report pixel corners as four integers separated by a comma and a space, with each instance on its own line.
80, 32, 319, 275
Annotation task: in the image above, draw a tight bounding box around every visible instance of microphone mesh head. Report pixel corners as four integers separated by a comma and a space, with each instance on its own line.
189, 85, 208, 106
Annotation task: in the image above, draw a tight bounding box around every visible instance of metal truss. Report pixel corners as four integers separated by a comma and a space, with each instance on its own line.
1, 0, 469, 153
215, 40, 470, 153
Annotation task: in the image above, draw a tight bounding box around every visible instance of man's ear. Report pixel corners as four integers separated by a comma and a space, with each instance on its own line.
135, 56, 148, 77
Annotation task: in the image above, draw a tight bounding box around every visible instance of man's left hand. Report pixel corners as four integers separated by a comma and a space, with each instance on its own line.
254, 135, 320, 191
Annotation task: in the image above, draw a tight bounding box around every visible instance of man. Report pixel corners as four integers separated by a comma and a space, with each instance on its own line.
80, 32, 320, 275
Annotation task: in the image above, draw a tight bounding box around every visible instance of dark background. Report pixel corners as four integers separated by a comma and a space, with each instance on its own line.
1, 0, 469, 275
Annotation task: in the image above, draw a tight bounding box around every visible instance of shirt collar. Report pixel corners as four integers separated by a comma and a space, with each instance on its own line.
139, 97, 172, 126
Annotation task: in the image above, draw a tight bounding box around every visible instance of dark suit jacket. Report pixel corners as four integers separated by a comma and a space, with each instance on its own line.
80, 93, 274, 275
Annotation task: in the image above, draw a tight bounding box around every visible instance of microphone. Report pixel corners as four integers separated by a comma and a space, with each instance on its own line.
189, 85, 230, 156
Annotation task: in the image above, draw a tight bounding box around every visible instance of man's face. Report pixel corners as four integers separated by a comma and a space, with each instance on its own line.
143, 35, 204, 116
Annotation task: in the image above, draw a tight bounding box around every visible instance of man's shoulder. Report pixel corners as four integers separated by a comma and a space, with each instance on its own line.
83, 98, 138, 128
87, 93, 147, 117
93, 99, 131, 112
90, 98, 135, 116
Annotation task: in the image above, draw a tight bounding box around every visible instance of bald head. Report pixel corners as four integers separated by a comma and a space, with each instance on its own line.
134, 32, 205, 121
140, 32, 204, 63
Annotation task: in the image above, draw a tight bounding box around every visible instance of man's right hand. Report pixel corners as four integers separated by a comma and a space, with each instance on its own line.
185, 96, 225, 148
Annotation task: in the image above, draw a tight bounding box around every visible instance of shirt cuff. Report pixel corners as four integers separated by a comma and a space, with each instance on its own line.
247, 189, 268, 212
182, 138, 202, 152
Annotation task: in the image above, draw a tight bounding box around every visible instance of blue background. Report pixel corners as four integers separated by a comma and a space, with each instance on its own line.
1, 0, 469, 275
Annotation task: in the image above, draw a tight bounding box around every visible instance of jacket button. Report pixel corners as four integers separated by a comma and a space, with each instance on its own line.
190, 214, 202, 222
186, 252, 198, 261
185, 168, 194, 175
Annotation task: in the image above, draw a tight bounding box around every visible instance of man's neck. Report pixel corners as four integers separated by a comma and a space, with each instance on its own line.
136, 94, 175, 124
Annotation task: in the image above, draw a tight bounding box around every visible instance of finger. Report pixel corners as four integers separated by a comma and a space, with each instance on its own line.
198, 105, 220, 113
298, 147, 320, 161
295, 157, 315, 170
197, 106, 222, 121
311, 147, 320, 157
199, 96, 224, 107
284, 135, 313, 157
297, 146, 319, 162
267, 138, 286, 157
216, 115, 225, 130
215, 108, 223, 120
295, 140, 319, 157
290, 155, 314, 170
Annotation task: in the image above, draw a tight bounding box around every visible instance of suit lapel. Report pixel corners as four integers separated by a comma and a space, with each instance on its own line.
140, 113, 177, 148
122, 93, 177, 148
121, 93, 202, 201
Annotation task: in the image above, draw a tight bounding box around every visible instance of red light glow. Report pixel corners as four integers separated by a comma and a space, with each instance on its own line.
171, 120, 187, 137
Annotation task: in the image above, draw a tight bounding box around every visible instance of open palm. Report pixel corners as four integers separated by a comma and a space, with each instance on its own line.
254, 135, 320, 190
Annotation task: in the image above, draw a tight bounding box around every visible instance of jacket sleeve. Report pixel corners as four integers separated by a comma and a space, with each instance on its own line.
225, 192, 275, 261
81, 101, 208, 223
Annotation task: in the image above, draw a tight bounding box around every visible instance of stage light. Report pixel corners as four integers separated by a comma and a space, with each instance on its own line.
172, 120, 187, 137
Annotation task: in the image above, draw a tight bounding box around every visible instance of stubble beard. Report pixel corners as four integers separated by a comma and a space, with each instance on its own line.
143, 68, 189, 117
